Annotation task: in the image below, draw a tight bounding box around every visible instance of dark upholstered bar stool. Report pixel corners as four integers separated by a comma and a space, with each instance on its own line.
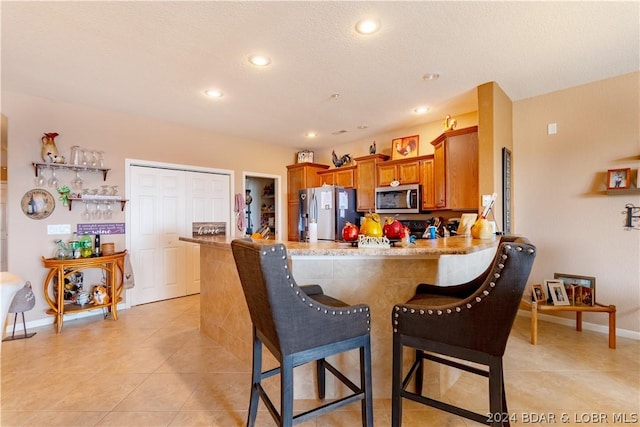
391, 236, 536, 427
231, 239, 373, 427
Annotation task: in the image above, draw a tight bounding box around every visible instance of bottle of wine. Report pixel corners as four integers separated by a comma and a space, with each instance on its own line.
94, 234, 101, 257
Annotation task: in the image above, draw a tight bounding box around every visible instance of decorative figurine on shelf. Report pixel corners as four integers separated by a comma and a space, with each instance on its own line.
369, 141, 376, 154
57, 185, 71, 207
444, 115, 457, 131
91, 285, 110, 306
331, 150, 352, 168
41, 132, 65, 163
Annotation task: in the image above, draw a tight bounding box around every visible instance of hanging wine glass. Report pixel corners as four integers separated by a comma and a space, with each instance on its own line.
92, 203, 102, 220
103, 203, 113, 220
81, 201, 91, 221
72, 171, 83, 190
48, 169, 59, 188
35, 169, 46, 187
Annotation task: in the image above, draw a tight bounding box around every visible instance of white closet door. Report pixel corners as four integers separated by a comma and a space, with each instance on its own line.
130, 167, 186, 305
184, 171, 230, 295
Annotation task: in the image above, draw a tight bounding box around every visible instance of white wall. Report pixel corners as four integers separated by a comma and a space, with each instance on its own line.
3, 91, 294, 326
514, 72, 640, 333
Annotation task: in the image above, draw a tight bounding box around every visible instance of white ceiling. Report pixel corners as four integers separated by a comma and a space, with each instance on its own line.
2, 1, 638, 151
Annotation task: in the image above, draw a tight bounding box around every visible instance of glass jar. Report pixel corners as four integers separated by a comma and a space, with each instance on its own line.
53, 240, 72, 260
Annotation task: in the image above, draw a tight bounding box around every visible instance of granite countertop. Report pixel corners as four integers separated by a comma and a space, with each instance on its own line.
180, 235, 499, 256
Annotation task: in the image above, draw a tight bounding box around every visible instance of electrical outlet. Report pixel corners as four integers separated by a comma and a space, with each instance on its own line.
547, 123, 557, 135
47, 224, 71, 235
482, 194, 492, 207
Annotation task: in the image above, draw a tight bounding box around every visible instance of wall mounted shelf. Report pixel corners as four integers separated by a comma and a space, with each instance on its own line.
605, 188, 640, 195
66, 196, 127, 211
33, 162, 110, 181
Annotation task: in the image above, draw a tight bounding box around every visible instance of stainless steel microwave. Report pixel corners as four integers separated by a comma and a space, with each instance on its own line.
375, 184, 420, 214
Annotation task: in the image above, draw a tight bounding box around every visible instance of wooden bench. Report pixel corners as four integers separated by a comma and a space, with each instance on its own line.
521, 299, 616, 349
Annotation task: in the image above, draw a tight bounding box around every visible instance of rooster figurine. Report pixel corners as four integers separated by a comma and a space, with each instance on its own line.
369, 141, 376, 154
331, 150, 351, 168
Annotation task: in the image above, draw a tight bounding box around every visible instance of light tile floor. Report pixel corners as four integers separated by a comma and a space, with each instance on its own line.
1, 295, 638, 426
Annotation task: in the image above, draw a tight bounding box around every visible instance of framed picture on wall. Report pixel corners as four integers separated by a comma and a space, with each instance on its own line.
606, 168, 630, 190
391, 135, 419, 160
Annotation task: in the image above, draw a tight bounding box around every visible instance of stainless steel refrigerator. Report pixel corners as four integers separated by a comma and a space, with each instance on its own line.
299, 186, 358, 241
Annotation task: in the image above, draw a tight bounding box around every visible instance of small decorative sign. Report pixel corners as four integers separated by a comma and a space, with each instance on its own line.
357, 235, 391, 249
192, 222, 226, 236
77, 223, 125, 235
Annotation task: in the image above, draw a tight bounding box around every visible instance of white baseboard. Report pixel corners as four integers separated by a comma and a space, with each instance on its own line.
3, 302, 130, 335
517, 309, 640, 341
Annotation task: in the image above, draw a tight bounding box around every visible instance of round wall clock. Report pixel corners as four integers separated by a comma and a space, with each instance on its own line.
21, 189, 55, 220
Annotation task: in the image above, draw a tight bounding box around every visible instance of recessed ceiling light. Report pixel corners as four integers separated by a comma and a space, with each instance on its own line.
414, 106, 430, 114
355, 19, 381, 35
422, 73, 440, 81
204, 89, 224, 98
357, 124, 368, 130
306, 132, 317, 138
248, 55, 271, 66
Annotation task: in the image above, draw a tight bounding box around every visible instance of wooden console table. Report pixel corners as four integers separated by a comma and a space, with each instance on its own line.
42, 251, 126, 333
522, 299, 616, 349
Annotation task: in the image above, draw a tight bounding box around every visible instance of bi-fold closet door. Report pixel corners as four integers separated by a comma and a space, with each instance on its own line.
129, 165, 230, 305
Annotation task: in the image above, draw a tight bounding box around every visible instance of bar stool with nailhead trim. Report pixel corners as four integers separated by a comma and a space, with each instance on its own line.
231, 239, 373, 427
391, 236, 536, 427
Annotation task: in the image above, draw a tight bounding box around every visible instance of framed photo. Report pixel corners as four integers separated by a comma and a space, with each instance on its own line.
531, 284, 546, 302
391, 135, 419, 160
607, 168, 630, 190
546, 280, 570, 306
297, 150, 314, 163
554, 273, 595, 306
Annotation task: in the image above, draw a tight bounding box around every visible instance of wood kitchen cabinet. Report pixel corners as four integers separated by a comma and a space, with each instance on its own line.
420, 156, 436, 210
317, 165, 356, 188
377, 158, 421, 187
430, 126, 479, 210
286, 163, 329, 240
353, 154, 389, 212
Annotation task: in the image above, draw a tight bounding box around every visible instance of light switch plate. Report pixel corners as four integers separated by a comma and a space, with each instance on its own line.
47, 224, 71, 235
482, 194, 492, 207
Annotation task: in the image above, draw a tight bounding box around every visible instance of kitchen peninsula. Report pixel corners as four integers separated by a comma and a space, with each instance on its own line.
180, 235, 499, 398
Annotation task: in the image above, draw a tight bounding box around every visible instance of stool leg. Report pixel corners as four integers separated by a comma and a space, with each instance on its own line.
247, 330, 261, 427
316, 358, 326, 399
281, 356, 294, 427
391, 333, 403, 427
361, 337, 373, 427
489, 356, 508, 427
415, 349, 424, 394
